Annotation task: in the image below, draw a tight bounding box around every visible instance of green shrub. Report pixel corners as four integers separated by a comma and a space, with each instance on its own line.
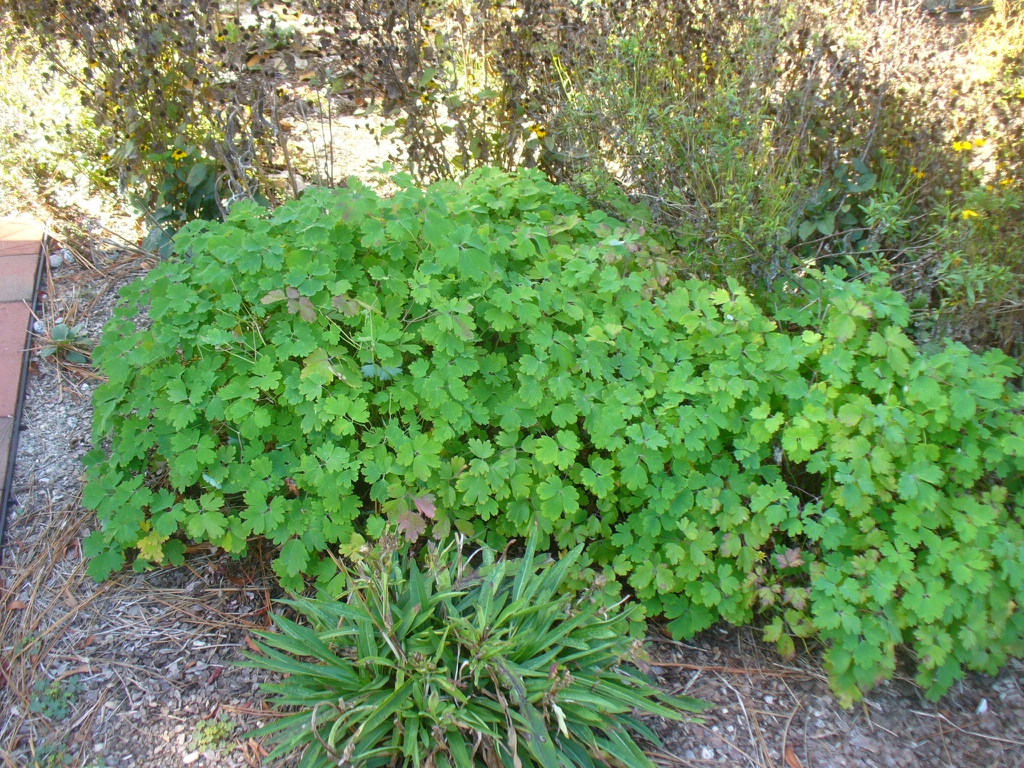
240, 534, 707, 767
84, 168, 1024, 704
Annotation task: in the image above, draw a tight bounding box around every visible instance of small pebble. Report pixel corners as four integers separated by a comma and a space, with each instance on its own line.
67, 416, 79, 428
765, 695, 775, 705
182, 752, 199, 765
701, 746, 715, 760
32, 321, 45, 334
49, 252, 64, 269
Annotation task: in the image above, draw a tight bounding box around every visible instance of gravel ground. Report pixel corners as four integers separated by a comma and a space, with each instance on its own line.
646, 627, 1024, 768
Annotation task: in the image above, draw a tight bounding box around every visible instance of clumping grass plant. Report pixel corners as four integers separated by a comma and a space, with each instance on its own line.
240, 533, 708, 768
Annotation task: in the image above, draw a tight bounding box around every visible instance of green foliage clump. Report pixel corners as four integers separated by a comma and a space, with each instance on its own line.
84, 168, 1024, 703
241, 534, 707, 768
191, 716, 237, 752
29, 676, 81, 722
37, 321, 92, 367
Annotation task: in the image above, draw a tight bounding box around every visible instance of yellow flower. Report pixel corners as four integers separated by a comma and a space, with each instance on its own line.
962, 209, 980, 220
952, 140, 973, 152
1000, 179, 1013, 186
171, 149, 188, 161
973, 138, 988, 147
533, 126, 547, 138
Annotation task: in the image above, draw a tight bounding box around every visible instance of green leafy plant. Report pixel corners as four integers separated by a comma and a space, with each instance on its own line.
191, 715, 237, 752
28, 744, 75, 768
241, 533, 708, 768
84, 168, 1024, 704
29, 676, 81, 722
36, 321, 92, 366
135, 145, 223, 255
0, 32, 113, 210
146, 146, 221, 222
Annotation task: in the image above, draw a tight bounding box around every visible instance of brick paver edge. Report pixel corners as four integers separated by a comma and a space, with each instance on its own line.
0, 217, 44, 563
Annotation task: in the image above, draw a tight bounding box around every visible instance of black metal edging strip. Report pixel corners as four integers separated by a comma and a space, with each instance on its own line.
0, 234, 44, 564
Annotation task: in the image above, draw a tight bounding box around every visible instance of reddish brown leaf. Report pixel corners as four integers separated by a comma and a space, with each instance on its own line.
57, 664, 92, 680
298, 297, 316, 323
785, 747, 803, 768
412, 493, 436, 519
774, 547, 805, 569
395, 510, 426, 542
245, 635, 262, 654
63, 539, 81, 560
79, 634, 96, 649
332, 294, 360, 316
6, 600, 27, 611
207, 666, 223, 685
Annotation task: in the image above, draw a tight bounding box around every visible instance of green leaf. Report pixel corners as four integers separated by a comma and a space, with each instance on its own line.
186, 162, 208, 190
277, 539, 309, 578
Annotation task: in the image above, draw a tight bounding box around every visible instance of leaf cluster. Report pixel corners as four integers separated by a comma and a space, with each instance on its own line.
240, 534, 707, 768
84, 167, 1024, 703
28, 676, 82, 722
36, 321, 92, 366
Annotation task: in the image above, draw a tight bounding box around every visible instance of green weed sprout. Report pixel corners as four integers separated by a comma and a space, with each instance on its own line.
240, 534, 707, 768
37, 322, 92, 366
